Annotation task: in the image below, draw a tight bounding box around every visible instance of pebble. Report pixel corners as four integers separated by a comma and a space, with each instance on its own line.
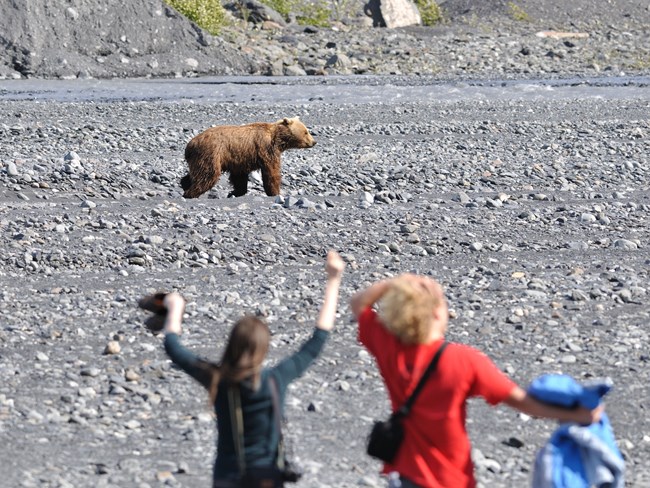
103, 341, 121, 355
614, 239, 638, 250
7, 160, 19, 176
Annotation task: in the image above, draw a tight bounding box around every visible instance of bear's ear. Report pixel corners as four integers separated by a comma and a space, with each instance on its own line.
282, 117, 292, 125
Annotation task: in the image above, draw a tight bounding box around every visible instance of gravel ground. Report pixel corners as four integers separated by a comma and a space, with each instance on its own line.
1, 76, 649, 488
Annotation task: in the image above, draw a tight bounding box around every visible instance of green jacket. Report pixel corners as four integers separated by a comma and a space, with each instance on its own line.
164, 328, 329, 480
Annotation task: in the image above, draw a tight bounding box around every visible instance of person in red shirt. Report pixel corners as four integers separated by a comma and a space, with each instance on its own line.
351, 273, 603, 488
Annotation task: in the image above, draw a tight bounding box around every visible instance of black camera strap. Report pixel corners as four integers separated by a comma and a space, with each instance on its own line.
396, 341, 448, 418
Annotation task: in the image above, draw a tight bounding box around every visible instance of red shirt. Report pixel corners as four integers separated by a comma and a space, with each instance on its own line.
358, 307, 517, 488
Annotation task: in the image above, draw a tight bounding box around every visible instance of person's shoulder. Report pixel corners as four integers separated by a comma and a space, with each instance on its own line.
358, 306, 378, 322
444, 342, 492, 362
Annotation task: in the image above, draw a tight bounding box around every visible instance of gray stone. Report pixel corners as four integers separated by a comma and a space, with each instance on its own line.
226, 0, 287, 26
360, 192, 374, 205
63, 151, 80, 161
326, 53, 352, 70
283, 196, 299, 208
486, 198, 502, 208
452, 192, 471, 204
6, 160, 19, 176
614, 239, 638, 250
364, 0, 421, 28
284, 64, 307, 76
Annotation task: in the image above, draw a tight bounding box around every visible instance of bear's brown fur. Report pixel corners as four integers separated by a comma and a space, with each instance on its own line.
180, 117, 316, 198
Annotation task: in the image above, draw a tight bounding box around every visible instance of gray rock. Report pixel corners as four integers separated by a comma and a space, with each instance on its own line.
63, 151, 80, 161
326, 53, 352, 70
226, 0, 287, 26
452, 192, 471, 204
364, 0, 421, 28
284, 64, 307, 76
614, 239, 638, 250
6, 160, 19, 176
283, 196, 299, 208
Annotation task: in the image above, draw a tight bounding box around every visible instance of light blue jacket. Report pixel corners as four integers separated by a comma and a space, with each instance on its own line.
528, 374, 625, 488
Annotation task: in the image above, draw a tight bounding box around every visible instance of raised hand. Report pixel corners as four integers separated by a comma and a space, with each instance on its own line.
326, 250, 345, 280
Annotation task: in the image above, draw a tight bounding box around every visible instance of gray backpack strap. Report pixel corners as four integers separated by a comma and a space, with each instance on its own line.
268, 376, 285, 470
227, 385, 246, 475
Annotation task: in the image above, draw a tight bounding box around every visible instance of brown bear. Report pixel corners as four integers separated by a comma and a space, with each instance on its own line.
180, 117, 316, 198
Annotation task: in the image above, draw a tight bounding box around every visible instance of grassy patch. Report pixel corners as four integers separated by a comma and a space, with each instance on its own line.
296, 2, 332, 27
415, 0, 443, 26
259, 0, 294, 18
628, 56, 650, 70
258, 0, 332, 27
166, 0, 226, 35
508, 2, 530, 22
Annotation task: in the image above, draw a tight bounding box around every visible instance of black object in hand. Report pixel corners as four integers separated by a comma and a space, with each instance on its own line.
138, 293, 168, 332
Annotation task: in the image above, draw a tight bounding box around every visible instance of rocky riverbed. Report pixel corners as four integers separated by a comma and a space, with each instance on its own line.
0, 75, 649, 487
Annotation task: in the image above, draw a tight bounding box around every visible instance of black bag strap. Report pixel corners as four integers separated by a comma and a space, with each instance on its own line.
268, 376, 285, 470
397, 341, 447, 417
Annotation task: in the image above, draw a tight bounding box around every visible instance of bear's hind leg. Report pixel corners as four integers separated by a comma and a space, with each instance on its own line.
180, 174, 192, 191
228, 172, 249, 197
183, 169, 221, 199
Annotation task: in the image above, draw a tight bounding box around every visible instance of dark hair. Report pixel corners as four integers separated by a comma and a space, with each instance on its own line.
202, 316, 270, 405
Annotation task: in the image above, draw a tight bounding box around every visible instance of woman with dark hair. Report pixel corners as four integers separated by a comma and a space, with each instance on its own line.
158, 250, 345, 487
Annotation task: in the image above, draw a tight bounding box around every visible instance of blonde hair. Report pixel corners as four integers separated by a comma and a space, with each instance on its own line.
379, 276, 442, 344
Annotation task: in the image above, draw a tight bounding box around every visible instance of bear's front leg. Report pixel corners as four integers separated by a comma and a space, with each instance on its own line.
228, 172, 249, 197
261, 166, 281, 196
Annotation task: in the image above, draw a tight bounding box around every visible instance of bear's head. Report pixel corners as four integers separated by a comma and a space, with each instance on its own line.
277, 117, 316, 149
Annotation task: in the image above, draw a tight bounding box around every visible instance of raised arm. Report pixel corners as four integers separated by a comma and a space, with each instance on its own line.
161, 293, 213, 388
272, 250, 345, 384
316, 250, 345, 331
349, 279, 390, 318
163, 292, 185, 335
504, 386, 604, 424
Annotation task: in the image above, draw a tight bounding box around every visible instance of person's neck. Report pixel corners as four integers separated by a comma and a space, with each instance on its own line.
427, 324, 445, 343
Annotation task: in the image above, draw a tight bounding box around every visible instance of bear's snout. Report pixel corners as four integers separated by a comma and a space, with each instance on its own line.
304, 133, 316, 147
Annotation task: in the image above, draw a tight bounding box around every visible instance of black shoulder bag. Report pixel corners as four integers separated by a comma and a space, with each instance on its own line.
367, 341, 447, 463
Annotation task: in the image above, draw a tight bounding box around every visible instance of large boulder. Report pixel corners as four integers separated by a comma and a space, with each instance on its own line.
365, 0, 422, 28
0, 0, 258, 79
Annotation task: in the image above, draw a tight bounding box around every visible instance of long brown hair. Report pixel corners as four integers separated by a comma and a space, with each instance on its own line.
201, 316, 270, 405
